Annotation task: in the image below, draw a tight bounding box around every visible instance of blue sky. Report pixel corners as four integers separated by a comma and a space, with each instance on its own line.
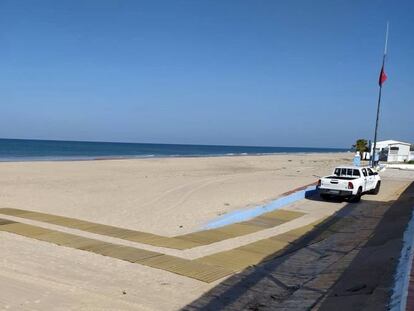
0, 0, 412, 148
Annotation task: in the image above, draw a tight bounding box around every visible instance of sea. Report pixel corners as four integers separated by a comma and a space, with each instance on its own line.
0, 138, 349, 162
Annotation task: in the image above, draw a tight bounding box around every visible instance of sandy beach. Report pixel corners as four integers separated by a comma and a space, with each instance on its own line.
0, 153, 351, 236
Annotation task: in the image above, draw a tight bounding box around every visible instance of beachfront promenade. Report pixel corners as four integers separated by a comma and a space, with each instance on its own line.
0, 155, 413, 310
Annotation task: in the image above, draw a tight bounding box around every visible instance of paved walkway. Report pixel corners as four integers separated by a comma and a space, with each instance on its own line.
318, 181, 414, 311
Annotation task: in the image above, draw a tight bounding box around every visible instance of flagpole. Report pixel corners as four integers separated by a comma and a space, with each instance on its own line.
371, 22, 389, 168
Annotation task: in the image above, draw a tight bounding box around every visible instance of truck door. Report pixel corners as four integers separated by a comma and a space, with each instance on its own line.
367, 168, 376, 190
361, 168, 368, 191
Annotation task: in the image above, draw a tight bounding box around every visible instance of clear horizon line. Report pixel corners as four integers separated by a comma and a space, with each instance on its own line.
0, 136, 349, 150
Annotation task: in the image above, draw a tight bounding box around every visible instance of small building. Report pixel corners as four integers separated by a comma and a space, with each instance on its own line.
372, 140, 413, 162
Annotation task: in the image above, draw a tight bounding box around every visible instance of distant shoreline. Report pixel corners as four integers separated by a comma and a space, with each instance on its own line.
0, 138, 349, 162
0, 151, 351, 163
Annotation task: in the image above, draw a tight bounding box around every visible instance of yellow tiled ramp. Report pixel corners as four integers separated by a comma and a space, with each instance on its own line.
0, 218, 234, 283
0, 217, 326, 282
0, 208, 304, 249
0, 208, 201, 250
196, 218, 326, 272
139, 255, 234, 283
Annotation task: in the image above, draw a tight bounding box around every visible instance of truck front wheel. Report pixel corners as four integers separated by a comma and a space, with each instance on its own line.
372, 181, 381, 195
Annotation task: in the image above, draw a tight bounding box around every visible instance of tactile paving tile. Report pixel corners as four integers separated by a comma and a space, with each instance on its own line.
237, 239, 289, 256
245, 216, 285, 228
0, 216, 327, 282
197, 249, 267, 271
0, 219, 16, 226
139, 255, 234, 283
180, 210, 304, 245
0, 208, 304, 250
0, 208, 28, 216
264, 209, 304, 221
196, 218, 328, 272
0, 222, 51, 237
0, 218, 233, 283
176, 230, 234, 245
0, 208, 200, 250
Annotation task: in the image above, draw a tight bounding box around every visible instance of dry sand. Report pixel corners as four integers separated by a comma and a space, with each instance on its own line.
0, 153, 351, 236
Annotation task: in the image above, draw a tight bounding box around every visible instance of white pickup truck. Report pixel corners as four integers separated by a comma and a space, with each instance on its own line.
317, 166, 381, 202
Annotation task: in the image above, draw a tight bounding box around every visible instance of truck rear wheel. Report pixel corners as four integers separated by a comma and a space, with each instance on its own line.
350, 187, 362, 203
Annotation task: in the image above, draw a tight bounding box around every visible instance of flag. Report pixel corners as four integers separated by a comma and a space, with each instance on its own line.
379, 65, 387, 86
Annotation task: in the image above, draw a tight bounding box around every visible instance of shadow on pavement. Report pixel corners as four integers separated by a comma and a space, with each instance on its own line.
305, 192, 345, 203
317, 181, 414, 311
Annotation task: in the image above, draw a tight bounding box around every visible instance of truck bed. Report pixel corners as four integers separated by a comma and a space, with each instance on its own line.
324, 176, 357, 180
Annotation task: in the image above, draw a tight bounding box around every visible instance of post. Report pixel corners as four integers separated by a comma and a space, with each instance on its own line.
371, 82, 383, 167
371, 22, 389, 168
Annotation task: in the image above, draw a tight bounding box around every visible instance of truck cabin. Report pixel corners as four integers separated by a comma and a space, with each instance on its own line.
332, 167, 361, 179
332, 167, 377, 179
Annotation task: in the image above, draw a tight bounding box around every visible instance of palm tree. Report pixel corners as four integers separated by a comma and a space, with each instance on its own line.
353, 139, 369, 160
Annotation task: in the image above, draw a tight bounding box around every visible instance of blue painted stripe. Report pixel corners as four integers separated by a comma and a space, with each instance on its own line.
203, 185, 317, 230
